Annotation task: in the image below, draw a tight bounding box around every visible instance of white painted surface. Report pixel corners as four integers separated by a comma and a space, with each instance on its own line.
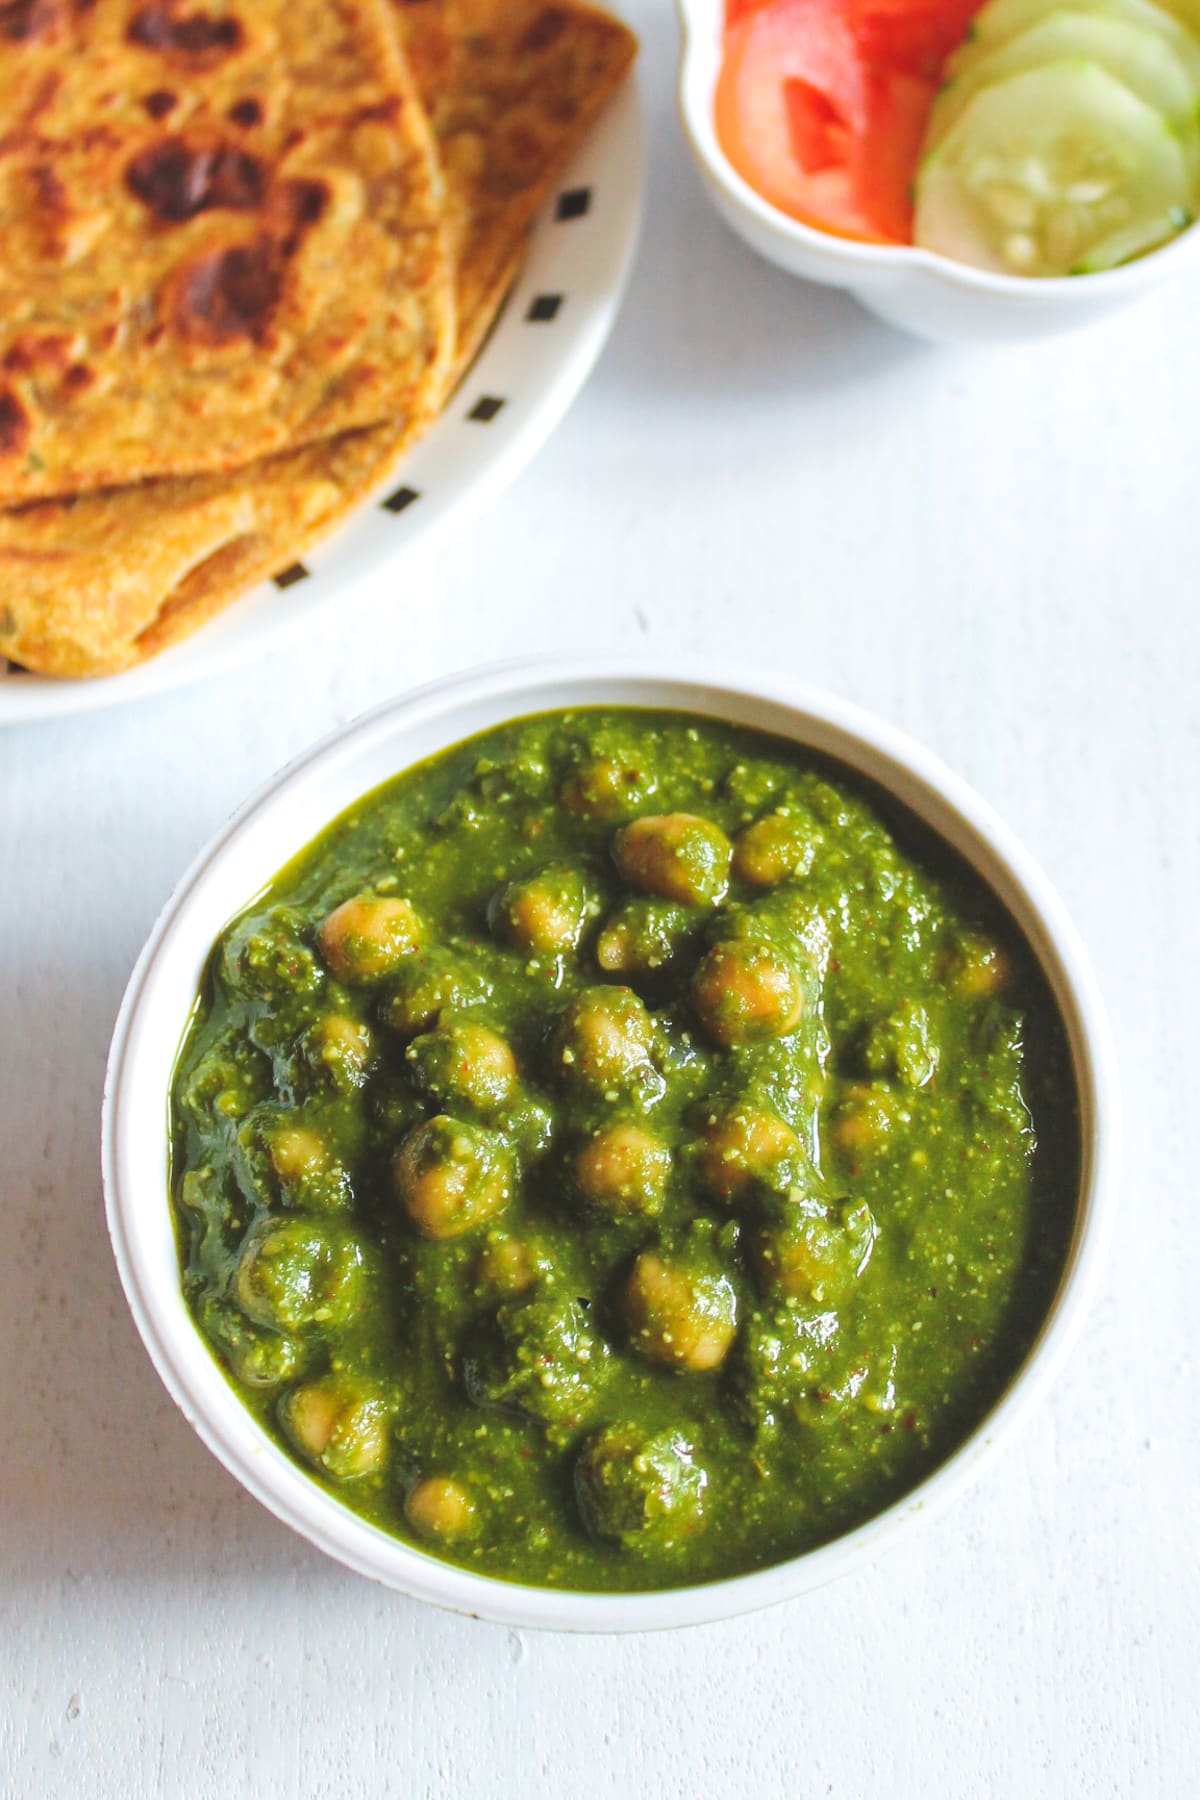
0, 4, 1195, 1793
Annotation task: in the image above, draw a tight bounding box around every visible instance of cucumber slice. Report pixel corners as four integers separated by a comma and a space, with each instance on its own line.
914, 60, 1194, 276
928, 15, 1200, 159
1075, 203, 1193, 268
967, 0, 1200, 72
1132, 2, 1200, 42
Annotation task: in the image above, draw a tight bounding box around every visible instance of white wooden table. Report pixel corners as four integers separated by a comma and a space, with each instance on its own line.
2, 6, 1195, 1793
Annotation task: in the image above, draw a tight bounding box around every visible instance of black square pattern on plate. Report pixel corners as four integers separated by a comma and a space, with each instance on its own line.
526, 293, 564, 323
272, 562, 310, 590
468, 395, 506, 423
382, 484, 421, 515
556, 187, 591, 222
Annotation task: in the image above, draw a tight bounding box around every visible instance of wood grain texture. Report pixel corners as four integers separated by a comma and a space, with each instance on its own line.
0, 4, 1195, 1794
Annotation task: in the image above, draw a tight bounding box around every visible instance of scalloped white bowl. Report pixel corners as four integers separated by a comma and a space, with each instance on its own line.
102, 657, 1120, 1631
677, 0, 1200, 343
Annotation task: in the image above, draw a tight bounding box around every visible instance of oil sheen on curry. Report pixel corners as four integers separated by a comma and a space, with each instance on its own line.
170, 710, 1079, 1591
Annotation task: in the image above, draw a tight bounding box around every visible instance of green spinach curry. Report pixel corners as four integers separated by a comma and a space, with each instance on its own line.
170, 709, 1079, 1590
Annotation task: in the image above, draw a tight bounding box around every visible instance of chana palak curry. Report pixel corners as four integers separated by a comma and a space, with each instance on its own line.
170, 709, 1078, 1590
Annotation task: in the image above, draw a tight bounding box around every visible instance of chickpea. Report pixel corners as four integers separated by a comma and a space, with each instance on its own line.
235, 1219, 370, 1333
377, 949, 491, 1038
560, 755, 656, 822
464, 1292, 610, 1430
594, 897, 694, 978
752, 1198, 877, 1303
575, 1424, 707, 1549
553, 985, 657, 1094
943, 933, 1011, 1001
473, 1233, 544, 1300
620, 1251, 738, 1372
733, 811, 821, 888
695, 1106, 802, 1204
269, 1125, 329, 1185
223, 911, 321, 1001
305, 1013, 373, 1090
505, 1093, 556, 1162
613, 814, 732, 907
691, 937, 807, 1047
318, 895, 422, 985
863, 1002, 939, 1090
406, 1020, 518, 1115
280, 1377, 388, 1479
264, 1121, 352, 1213
489, 864, 588, 957
575, 1123, 670, 1216
392, 1115, 513, 1240
199, 1294, 305, 1390
830, 1083, 911, 1159
405, 1475, 478, 1544
730, 1305, 863, 1437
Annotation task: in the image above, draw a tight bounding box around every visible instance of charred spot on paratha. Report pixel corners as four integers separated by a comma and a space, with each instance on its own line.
62, 362, 97, 394
278, 178, 330, 241
171, 237, 280, 346
0, 392, 32, 459
168, 179, 328, 347
0, 0, 63, 44
518, 9, 571, 55
127, 6, 244, 63
28, 161, 69, 218
125, 137, 267, 223
3, 331, 75, 376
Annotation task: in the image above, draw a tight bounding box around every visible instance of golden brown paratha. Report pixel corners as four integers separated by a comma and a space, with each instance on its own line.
0, 1, 636, 678
0, 0, 455, 503
0, 424, 413, 675
393, 2, 639, 358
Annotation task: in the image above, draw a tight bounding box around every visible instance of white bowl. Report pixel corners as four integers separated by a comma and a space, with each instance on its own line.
102, 657, 1120, 1631
677, 0, 1200, 344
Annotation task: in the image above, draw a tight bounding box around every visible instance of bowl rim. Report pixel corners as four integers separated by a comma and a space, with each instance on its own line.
674, 0, 1200, 299
102, 653, 1121, 1633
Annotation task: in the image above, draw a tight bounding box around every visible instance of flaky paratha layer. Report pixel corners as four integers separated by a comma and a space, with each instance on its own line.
393, 2, 638, 337
0, 0, 455, 502
0, 1, 636, 677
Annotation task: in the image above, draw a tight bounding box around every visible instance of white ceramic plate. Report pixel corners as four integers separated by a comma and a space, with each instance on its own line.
103, 656, 1121, 1633
0, 81, 644, 726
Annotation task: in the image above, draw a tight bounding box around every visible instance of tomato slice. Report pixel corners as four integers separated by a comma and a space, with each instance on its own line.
716, 1, 879, 241
786, 77, 855, 174
852, 1, 983, 80
725, 0, 981, 56
717, 0, 983, 244
858, 70, 938, 240
725, 0, 774, 24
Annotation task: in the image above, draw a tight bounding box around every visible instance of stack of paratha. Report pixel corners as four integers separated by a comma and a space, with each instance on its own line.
0, 0, 635, 677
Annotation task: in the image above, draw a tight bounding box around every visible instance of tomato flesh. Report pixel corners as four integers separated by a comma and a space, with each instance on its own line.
786, 79, 854, 175
716, 1, 877, 241
717, 0, 984, 244
854, 1, 983, 80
